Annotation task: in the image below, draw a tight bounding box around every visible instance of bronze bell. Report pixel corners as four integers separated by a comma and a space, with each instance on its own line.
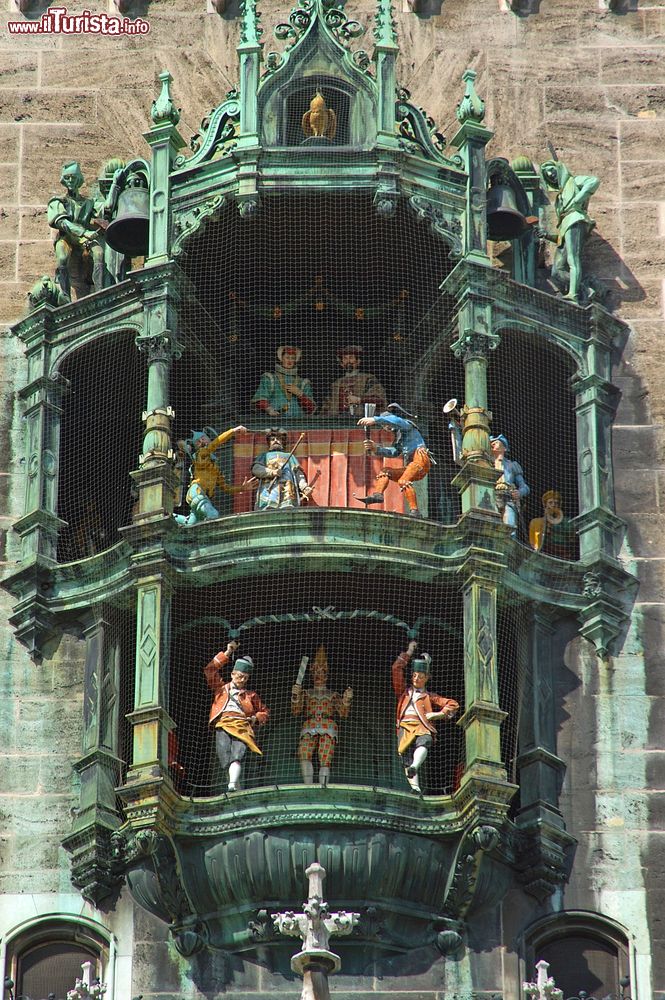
105, 174, 150, 257
486, 178, 528, 241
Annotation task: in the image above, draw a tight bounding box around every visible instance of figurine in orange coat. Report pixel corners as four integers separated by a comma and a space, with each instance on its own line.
204, 640, 270, 791
391, 640, 459, 793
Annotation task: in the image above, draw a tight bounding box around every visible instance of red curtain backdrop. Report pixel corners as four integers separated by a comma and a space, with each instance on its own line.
232, 429, 405, 513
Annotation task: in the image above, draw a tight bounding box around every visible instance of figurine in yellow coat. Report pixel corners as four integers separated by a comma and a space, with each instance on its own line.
302, 92, 337, 140
174, 425, 252, 525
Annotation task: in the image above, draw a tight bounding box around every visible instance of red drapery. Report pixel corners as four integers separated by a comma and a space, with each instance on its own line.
232, 429, 405, 513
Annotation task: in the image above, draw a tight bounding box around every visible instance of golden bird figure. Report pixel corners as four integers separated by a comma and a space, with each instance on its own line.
302, 91, 337, 140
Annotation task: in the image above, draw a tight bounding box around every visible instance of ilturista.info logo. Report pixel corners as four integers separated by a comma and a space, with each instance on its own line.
8, 7, 150, 34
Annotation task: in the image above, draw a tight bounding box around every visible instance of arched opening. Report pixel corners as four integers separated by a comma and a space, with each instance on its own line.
172, 192, 456, 523
55, 332, 145, 562
4, 918, 111, 1000
524, 912, 632, 999
487, 328, 579, 560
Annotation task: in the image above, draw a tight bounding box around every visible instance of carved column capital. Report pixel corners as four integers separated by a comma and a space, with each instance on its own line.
135, 329, 182, 365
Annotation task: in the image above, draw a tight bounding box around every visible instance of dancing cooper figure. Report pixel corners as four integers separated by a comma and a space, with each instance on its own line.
204, 641, 270, 792
391, 641, 459, 794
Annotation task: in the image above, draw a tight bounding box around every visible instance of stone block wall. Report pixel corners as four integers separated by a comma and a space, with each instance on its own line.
0, 1, 664, 997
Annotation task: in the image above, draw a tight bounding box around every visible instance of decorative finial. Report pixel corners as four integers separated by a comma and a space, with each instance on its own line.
374, 0, 397, 46
151, 70, 180, 127
455, 69, 485, 125
240, 0, 263, 46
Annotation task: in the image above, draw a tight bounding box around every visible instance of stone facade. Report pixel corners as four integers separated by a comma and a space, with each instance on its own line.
0, 1, 664, 999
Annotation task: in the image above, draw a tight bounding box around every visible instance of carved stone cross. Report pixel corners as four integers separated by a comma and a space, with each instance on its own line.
272, 862, 359, 1000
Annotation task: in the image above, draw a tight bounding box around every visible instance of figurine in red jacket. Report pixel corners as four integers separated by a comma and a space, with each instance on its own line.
391, 640, 459, 794
204, 640, 270, 792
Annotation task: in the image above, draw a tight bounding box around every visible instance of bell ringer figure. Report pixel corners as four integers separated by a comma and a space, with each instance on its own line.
391, 640, 459, 794
204, 640, 270, 792
356, 403, 435, 518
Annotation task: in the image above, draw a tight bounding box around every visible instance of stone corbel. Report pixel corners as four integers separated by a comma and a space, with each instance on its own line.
113, 830, 208, 955
438, 824, 501, 950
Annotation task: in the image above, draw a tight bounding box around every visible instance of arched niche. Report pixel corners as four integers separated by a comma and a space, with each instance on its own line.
55, 330, 145, 562
258, 19, 377, 148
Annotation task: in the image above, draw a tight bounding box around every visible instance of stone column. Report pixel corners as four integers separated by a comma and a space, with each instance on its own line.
144, 71, 185, 266
125, 573, 174, 785
132, 328, 181, 523
458, 562, 507, 787
62, 610, 125, 905
14, 368, 69, 563
451, 70, 492, 265
449, 301, 502, 525
572, 369, 622, 564
514, 606, 573, 901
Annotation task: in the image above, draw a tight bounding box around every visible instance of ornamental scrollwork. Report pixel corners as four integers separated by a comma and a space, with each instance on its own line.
323, 0, 365, 43
408, 195, 463, 257
352, 48, 371, 72
582, 571, 603, 599
174, 94, 240, 169
274, 0, 314, 45
171, 195, 225, 258
442, 824, 499, 922
274, 0, 364, 50
396, 88, 447, 162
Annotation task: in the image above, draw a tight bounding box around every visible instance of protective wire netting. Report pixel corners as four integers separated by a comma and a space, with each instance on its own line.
50, 178, 589, 799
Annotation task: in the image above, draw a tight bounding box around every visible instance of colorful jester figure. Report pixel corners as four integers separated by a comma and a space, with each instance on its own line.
173, 424, 251, 526
391, 640, 459, 794
291, 646, 353, 786
252, 345, 316, 418
490, 434, 529, 533
302, 91, 337, 141
251, 427, 314, 510
356, 404, 434, 518
204, 640, 270, 792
